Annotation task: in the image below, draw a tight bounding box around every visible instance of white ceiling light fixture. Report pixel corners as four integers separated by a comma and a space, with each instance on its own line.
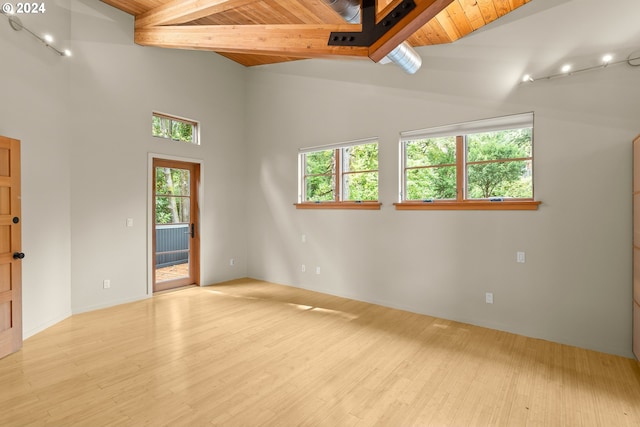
1, 10, 71, 57
520, 50, 640, 84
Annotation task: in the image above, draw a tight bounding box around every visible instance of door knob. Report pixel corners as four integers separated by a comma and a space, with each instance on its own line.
13, 252, 25, 260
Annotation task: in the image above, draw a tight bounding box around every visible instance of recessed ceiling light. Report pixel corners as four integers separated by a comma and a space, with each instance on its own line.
43, 34, 53, 43
522, 74, 533, 82
602, 54, 613, 64
561, 64, 571, 73
63, 49, 72, 57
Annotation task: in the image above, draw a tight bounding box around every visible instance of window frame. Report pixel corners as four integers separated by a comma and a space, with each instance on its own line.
152, 112, 200, 145
296, 138, 381, 210
395, 113, 540, 211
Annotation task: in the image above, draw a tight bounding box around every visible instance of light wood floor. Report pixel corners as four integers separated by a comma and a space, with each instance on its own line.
1, 279, 640, 427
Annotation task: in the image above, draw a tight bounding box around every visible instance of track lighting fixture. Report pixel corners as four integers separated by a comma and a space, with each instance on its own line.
1, 9, 71, 57
521, 50, 639, 83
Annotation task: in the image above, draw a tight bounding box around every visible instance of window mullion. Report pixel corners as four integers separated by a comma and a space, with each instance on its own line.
405, 164, 456, 171
466, 157, 532, 166
456, 135, 465, 202
335, 149, 341, 202
343, 169, 378, 175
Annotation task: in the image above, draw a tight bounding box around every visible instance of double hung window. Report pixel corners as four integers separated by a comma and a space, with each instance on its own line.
297, 138, 380, 209
397, 112, 539, 210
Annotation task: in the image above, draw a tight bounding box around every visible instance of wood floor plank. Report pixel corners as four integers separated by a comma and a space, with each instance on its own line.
1, 278, 639, 426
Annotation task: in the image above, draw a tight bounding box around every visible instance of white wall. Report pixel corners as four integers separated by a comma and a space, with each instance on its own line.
0, 2, 73, 337
68, 0, 248, 312
244, 0, 640, 357
1, 0, 249, 329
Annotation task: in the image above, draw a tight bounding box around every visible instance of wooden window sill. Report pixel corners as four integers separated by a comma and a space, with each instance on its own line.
295, 202, 382, 210
394, 200, 541, 211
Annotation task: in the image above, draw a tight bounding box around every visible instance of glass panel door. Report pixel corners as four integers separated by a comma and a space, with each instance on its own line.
153, 159, 199, 291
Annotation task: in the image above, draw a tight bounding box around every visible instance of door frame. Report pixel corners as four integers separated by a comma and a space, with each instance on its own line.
147, 153, 203, 295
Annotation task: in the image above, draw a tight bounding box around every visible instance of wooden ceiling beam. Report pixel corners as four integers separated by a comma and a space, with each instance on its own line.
368, 0, 454, 62
135, 0, 261, 29
135, 24, 371, 59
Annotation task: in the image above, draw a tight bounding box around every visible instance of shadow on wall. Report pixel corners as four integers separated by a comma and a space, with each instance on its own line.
257, 155, 302, 282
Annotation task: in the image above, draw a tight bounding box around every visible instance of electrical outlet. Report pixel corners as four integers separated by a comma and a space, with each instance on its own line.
103, 279, 111, 289
315, 266, 321, 275
126, 218, 134, 227
301, 234, 307, 243
516, 251, 526, 263
230, 258, 235, 266
485, 292, 493, 304
301, 264, 306, 272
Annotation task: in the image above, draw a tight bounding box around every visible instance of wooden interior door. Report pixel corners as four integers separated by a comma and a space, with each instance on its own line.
0, 136, 22, 359
153, 158, 200, 292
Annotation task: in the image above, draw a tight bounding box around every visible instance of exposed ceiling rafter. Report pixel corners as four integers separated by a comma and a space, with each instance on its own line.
101, 0, 533, 67
369, 0, 451, 61
135, 0, 261, 29
134, 0, 453, 63
135, 23, 370, 58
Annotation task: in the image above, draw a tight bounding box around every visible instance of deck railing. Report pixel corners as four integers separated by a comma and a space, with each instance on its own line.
155, 223, 189, 268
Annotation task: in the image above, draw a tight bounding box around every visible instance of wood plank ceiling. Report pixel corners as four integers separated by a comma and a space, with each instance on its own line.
101, 0, 532, 67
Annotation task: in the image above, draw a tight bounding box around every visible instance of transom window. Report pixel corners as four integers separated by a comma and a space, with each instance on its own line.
397, 112, 539, 210
152, 112, 199, 145
296, 138, 380, 210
